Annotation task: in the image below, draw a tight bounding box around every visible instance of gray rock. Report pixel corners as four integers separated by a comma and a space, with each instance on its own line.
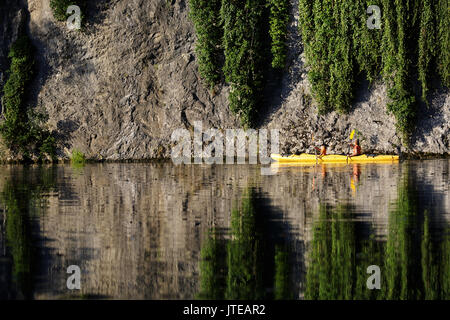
0, 0, 448, 161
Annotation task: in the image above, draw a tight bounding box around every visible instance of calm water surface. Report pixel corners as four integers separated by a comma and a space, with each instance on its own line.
0, 160, 449, 299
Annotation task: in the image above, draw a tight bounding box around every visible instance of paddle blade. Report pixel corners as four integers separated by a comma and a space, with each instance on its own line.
349, 129, 355, 140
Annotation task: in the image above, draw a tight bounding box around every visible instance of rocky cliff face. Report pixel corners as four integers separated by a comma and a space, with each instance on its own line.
0, 0, 449, 161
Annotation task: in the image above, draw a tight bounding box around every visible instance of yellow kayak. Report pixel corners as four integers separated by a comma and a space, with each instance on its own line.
271, 153, 399, 163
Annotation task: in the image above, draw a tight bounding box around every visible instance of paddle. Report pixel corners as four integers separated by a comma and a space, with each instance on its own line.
312, 133, 318, 164
347, 130, 355, 162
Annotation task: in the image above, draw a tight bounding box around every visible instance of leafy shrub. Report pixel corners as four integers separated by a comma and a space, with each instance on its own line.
298, 0, 446, 144
437, 0, 450, 87
418, 0, 435, 104
0, 35, 56, 159
70, 149, 86, 164
381, 0, 417, 143
221, 0, 267, 128
189, 0, 223, 88
269, 0, 289, 69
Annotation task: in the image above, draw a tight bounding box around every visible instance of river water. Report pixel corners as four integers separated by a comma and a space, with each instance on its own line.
0, 160, 449, 300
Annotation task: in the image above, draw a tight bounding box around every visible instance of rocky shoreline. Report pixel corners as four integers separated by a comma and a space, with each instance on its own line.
0, 0, 449, 162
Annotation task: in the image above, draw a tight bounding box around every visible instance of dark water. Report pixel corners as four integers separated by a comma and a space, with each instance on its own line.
0, 160, 449, 300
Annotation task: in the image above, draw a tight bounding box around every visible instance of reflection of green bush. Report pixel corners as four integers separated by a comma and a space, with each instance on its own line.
197, 188, 293, 300
384, 173, 449, 300
226, 190, 264, 299
1, 167, 57, 298
3, 183, 32, 294
196, 233, 226, 300
306, 170, 450, 300
305, 204, 357, 300
274, 246, 292, 299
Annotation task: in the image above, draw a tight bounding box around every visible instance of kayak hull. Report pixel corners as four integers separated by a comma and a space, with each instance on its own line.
271, 153, 399, 163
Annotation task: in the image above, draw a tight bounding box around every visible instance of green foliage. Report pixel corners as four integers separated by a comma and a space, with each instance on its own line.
353, 0, 382, 83
39, 136, 57, 159
1, 36, 34, 134
225, 189, 264, 299
221, 0, 267, 127
189, 0, 277, 126
418, 0, 435, 104
196, 233, 226, 300
269, 0, 289, 69
197, 188, 293, 300
381, 0, 417, 143
299, 0, 357, 114
328, 1, 355, 113
189, 0, 223, 88
298, 0, 447, 144
437, 0, 450, 87
71, 149, 86, 165
274, 246, 292, 299
305, 168, 450, 300
2, 182, 33, 297
0, 35, 56, 159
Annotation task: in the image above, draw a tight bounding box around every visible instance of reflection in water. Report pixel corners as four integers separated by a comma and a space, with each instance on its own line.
305, 203, 384, 300
2, 181, 34, 299
198, 188, 294, 300
0, 166, 57, 299
197, 233, 226, 300
306, 166, 450, 300
383, 170, 449, 299
0, 161, 448, 300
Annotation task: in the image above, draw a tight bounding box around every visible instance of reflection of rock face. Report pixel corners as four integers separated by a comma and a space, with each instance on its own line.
0, 161, 449, 299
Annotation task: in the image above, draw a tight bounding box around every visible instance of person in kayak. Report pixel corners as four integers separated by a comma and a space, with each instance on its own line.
349, 139, 361, 157
314, 143, 327, 157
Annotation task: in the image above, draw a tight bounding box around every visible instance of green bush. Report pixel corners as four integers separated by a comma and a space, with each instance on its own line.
299, 0, 356, 114
221, 0, 267, 128
269, 0, 289, 69
353, 0, 382, 83
71, 149, 86, 164
437, 0, 450, 87
381, 0, 417, 143
418, 0, 435, 104
0, 35, 56, 159
189, 0, 223, 88
298, 0, 446, 144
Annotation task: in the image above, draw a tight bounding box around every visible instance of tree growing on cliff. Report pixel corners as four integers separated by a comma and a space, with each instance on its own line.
189, 0, 224, 88
437, 0, 450, 87
221, 0, 267, 127
298, 0, 448, 145
269, 0, 290, 69
0, 35, 56, 160
381, 0, 417, 143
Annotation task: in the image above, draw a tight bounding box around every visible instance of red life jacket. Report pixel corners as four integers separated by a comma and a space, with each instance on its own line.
353, 145, 361, 155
